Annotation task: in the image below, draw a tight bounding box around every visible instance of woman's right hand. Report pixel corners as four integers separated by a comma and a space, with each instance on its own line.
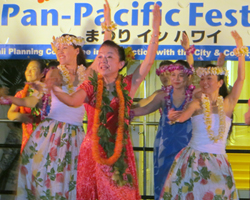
104, 0, 111, 25
168, 108, 182, 121
152, 3, 161, 33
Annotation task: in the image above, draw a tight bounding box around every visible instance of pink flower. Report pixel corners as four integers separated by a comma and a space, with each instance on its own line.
49, 147, 57, 161
32, 174, 35, 182
31, 184, 36, 195
50, 134, 55, 143
67, 164, 71, 171
20, 166, 28, 176
45, 178, 51, 188
56, 173, 64, 183
181, 163, 187, 178
174, 194, 179, 200
202, 191, 214, 200
35, 131, 41, 139
65, 191, 69, 199
225, 159, 231, 167
200, 178, 208, 185
216, 159, 222, 167
186, 192, 194, 200
58, 122, 63, 129
198, 155, 205, 167
67, 141, 70, 150
56, 192, 63, 196
54, 137, 61, 146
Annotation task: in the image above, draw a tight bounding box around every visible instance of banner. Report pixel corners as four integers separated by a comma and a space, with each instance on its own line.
1, 0, 250, 60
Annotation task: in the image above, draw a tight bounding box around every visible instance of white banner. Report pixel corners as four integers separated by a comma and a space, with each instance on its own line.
0, 0, 250, 60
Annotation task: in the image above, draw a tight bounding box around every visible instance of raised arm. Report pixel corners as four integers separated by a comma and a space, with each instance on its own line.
89, 0, 112, 72
103, 0, 112, 41
224, 31, 246, 116
130, 4, 161, 98
181, 32, 194, 67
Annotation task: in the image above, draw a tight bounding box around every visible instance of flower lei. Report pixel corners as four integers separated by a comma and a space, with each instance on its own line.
90, 72, 133, 186
185, 45, 196, 55
156, 64, 194, 76
20, 84, 41, 152
101, 21, 117, 32
201, 93, 225, 143
233, 46, 249, 57
196, 67, 228, 77
162, 84, 195, 113
57, 65, 86, 94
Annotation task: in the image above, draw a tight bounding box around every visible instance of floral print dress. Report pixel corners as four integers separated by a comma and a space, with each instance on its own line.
76, 75, 141, 200
15, 86, 85, 200
160, 114, 238, 200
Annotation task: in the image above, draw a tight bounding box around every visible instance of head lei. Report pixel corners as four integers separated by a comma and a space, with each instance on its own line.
196, 67, 228, 77
51, 35, 85, 53
156, 64, 194, 76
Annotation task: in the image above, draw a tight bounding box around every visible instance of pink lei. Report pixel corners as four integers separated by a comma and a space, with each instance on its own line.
161, 84, 195, 113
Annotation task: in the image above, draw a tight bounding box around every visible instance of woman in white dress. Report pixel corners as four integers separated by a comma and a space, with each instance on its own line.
2, 1, 112, 199
160, 30, 246, 200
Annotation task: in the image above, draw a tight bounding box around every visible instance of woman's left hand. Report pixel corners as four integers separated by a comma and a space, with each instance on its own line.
231, 30, 243, 48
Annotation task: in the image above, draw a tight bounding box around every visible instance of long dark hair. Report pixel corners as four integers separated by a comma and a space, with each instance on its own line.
100, 40, 127, 71
61, 34, 87, 67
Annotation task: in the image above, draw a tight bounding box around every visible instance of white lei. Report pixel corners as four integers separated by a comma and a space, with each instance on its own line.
57, 64, 86, 94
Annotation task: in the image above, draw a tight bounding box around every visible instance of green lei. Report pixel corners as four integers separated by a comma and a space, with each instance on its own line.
89, 72, 133, 186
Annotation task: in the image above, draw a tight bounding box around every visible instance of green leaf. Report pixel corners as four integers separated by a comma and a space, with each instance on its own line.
193, 171, 199, 176
36, 171, 41, 177
194, 176, 200, 182
200, 167, 211, 180
226, 176, 233, 189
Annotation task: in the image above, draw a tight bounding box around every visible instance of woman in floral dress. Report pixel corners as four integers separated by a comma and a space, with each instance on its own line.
11, 35, 87, 200
50, 4, 161, 199
160, 30, 246, 200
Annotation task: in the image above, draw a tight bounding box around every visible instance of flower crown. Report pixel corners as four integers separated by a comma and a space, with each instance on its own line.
196, 67, 228, 77
156, 64, 194, 76
51, 35, 85, 53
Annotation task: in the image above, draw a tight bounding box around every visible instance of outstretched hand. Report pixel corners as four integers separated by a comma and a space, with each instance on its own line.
181, 32, 190, 50
104, 0, 111, 24
152, 4, 161, 32
217, 52, 225, 67
231, 30, 243, 48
